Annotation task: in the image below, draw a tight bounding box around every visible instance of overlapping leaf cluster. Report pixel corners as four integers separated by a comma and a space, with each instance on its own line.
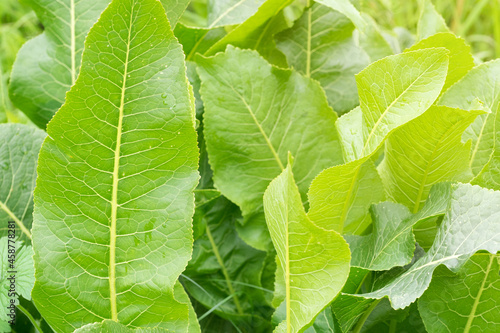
1, 0, 500, 332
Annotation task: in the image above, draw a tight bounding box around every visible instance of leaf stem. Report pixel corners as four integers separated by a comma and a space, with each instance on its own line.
17, 304, 43, 333
388, 319, 397, 333
352, 298, 381, 333
205, 223, 244, 315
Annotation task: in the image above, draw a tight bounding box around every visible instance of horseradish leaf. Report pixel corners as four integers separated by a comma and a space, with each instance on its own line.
31, 0, 199, 331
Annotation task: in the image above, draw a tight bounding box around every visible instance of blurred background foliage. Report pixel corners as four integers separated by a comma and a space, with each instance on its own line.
1, 0, 499, 118
0, 0, 41, 124
361, 0, 500, 61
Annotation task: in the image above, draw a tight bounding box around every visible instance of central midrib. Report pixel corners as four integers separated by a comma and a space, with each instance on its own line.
463, 254, 496, 333
205, 223, 244, 315
109, 9, 133, 322
361, 55, 443, 156
285, 176, 291, 333
231, 87, 285, 171
412, 119, 465, 213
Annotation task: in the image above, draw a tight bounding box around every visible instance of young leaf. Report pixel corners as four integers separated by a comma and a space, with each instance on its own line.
32, 0, 199, 331
0, 124, 46, 241
307, 157, 385, 234
362, 184, 500, 309
419, 253, 500, 333
407, 33, 474, 94
263, 161, 350, 333
417, 0, 450, 40
355, 48, 449, 160
9, 0, 109, 128
378, 106, 481, 212
307, 49, 449, 234
347, 183, 451, 271
275, 3, 370, 114
197, 47, 343, 249
439, 60, 500, 175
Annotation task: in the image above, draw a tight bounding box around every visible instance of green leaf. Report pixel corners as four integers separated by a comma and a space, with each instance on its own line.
407, 33, 474, 94
307, 49, 449, 234
357, 13, 395, 62
0, 238, 35, 322
307, 157, 385, 234
0, 124, 46, 241
473, 106, 500, 191
362, 184, 500, 309
419, 253, 500, 333
205, 0, 292, 58
316, 0, 393, 61
0, 65, 9, 124
75, 319, 171, 332
275, 3, 370, 114
417, 0, 450, 41
31, 0, 199, 331
9, 0, 110, 128
197, 47, 343, 249
183, 195, 273, 331
207, 0, 266, 28
347, 183, 452, 271
304, 308, 338, 333
314, 0, 365, 31
264, 161, 350, 333
354, 48, 449, 161
175, 25, 227, 62
378, 105, 480, 212
439, 60, 500, 175
159, 0, 191, 28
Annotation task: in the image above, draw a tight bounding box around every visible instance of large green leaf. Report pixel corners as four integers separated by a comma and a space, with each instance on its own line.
9, 0, 110, 128
275, 2, 369, 114
439, 60, 500, 175
307, 49, 449, 234
0, 124, 46, 241
183, 195, 273, 331
263, 161, 350, 333
362, 184, 500, 309
378, 105, 480, 212
419, 253, 500, 333
31, 0, 199, 331
197, 47, 343, 249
